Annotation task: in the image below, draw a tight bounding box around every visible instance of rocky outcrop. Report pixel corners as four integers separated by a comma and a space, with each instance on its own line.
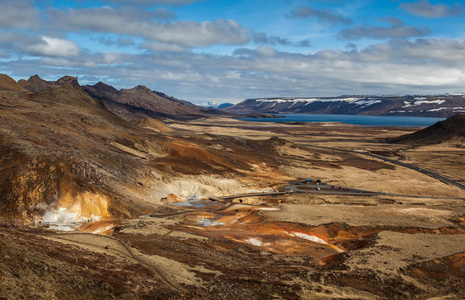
18, 75, 79, 92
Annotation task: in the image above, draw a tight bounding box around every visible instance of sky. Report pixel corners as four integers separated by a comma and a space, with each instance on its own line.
1, 0, 465, 104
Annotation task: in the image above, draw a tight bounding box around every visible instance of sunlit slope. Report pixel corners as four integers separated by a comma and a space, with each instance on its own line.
0, 74, 289, 221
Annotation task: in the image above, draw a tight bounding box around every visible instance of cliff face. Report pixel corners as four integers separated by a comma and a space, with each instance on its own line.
223, 95, 465, 117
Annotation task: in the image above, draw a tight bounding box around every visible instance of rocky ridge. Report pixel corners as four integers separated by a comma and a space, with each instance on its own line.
18, 74, 227, 121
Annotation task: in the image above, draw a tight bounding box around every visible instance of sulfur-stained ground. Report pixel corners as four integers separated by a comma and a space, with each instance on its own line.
2, 119, 465, 299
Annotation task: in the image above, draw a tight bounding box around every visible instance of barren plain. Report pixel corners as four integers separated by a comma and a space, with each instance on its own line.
2, 112, 465, 299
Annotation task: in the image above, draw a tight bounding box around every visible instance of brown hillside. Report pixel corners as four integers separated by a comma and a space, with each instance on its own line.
389, 113, 465, 146
83, 82, 225, 121
139, 117, 175, 132
18, 74, 228, 121
0, 74, 29, 92
0, 74, 287, 221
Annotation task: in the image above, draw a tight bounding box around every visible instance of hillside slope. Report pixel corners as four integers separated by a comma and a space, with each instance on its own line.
389, 113, 465, 146
18, 74, 226, 121
83, 82, 224, 121
0, 74, 286, 221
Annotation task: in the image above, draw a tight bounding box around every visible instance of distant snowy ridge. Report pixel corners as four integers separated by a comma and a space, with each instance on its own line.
223, 93, 465, 117
198, 101, 235, 109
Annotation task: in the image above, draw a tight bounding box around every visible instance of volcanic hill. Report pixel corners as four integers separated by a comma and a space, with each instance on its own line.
0, 74, 286, 221
390, 113, 465, 146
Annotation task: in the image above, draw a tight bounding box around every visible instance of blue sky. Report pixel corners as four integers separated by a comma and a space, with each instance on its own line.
1, 0, 465, 103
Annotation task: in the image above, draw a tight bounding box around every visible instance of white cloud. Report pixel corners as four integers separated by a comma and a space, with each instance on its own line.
2, 1, 465, 103
7, 37, 465, 102
49, 7, 253, 47
144, 19, 252, 47
24, 37, 80, 57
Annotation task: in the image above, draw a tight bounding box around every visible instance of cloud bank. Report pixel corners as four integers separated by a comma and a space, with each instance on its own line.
1, 0, 464, 103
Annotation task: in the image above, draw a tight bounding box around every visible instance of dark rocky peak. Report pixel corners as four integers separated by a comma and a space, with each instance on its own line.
86, 81, 120, 94
27, 74, 47, 84
93, 81, 116, 90
57, 75, 79, 87
17, 75, 50, 92
122, 85, 153, 94
18, 74, 80, 93
81, 81, 121, 102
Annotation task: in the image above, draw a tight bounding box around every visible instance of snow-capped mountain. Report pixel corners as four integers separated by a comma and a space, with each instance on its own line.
222, 94, 465, 117
198, 101, 235, 109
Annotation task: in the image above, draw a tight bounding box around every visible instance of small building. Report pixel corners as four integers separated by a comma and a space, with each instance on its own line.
304, 178, 313, 183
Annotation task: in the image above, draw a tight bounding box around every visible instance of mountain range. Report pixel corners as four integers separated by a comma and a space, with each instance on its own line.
223, 95, 465, 117
17, 75, 226, 121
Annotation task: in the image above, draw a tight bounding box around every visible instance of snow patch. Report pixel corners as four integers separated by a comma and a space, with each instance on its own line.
403, 99, 446, 108
354, 99, 382, 106
256, 97, 362, 104
427, 107, 448, 112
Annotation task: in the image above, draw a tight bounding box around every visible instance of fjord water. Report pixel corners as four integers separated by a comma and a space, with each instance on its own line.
239, 114, 445, 127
